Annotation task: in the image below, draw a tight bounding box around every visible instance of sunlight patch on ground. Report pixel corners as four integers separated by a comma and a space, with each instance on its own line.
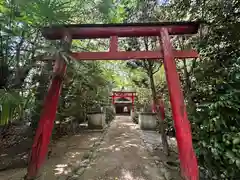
65, 151, 81, 158
90, 137, 98, 141
120, 169, 146, 180
98, 142, 141, 153
120, 122, 139, 130
54, 164, 68, 175
99, 144, 116, 151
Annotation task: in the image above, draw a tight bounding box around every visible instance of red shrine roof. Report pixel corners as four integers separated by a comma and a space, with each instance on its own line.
112, 90, 136, 93
41, 21, 201, 40
111, 88, 136, 94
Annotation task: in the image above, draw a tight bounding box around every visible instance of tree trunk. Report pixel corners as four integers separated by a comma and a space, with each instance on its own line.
182, 59, 191, 94
182, 59, 197, 113
148, 69, 169, 156
31, 61, 52, 131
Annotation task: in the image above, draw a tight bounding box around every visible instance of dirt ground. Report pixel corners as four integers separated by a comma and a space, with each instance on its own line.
0, 116, 182, 180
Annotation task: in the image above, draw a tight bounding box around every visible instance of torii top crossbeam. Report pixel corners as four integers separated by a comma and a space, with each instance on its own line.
42, 21, 200, 39
41, 21, 200, 61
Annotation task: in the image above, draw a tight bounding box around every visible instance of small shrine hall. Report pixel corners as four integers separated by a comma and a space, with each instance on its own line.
110, 87, 136, 115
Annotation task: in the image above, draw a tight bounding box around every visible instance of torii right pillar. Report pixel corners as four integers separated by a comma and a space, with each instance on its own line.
159, 28, 198, 180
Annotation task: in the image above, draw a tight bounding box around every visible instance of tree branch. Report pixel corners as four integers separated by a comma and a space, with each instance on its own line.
152, 64, 161, 74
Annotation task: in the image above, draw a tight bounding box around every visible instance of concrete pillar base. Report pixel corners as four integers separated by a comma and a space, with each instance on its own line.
87, 112, 106, 129
139, 112, 157, 130
130, 110, 135, 119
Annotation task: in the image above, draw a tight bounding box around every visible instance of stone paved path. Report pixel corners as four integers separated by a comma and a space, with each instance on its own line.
76, 116, 181, 180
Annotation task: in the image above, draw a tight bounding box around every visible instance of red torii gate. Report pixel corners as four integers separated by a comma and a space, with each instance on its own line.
25, 21, 200, 180
110, 90, 136, 112
152, 98, 166, 120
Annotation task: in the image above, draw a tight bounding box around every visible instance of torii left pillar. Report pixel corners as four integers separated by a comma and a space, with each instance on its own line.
25, 33, 72, 180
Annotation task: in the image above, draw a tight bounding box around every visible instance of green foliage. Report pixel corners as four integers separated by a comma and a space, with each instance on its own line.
191, 54, 240, 179
57, 61, 110, 121
162, 0, 240, 178
105, 106, 115, 124
192, 81, 240, 178
0, 90, 24, 125
97, 0, 137, 23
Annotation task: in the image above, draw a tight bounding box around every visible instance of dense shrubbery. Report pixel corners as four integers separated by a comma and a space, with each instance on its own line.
105, 106, 115, 124
190, 44, 240, 179
0, 0, 114, 139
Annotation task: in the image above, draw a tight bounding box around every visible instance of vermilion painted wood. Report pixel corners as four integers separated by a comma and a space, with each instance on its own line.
160, 28, 198, 180
111, 92, 136, 111
111, 92, 136, 94
110, 95, 136, 97
152, 98, 165, 120
26, 33, 71, 180
112, 91, 136, 92
111, 92, 136, 95
159, 99, 165, 120
25, 63, 67, 179
152, 103, 157, 113
112, 95, 115, 104
71, 50, 198, 60
41, 21, 200, 39
131, 95, 134, 112
110, 36, 118, 52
